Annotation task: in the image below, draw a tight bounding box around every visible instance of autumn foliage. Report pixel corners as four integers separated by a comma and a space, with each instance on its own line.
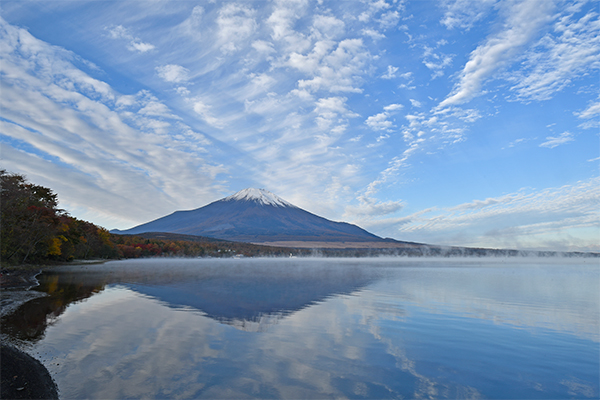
1, 170, 118, 264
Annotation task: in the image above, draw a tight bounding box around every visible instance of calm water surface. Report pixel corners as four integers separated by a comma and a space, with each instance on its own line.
2, 258, 598, 399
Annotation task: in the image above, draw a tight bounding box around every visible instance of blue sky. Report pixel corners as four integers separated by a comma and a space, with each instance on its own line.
1, 0, 598, 251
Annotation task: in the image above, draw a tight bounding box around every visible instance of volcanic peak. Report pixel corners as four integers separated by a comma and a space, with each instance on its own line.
222, 188, 295, 208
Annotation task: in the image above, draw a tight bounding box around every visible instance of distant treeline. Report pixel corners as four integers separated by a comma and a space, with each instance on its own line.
110, 233, 305, 259
0, 171, 303, 266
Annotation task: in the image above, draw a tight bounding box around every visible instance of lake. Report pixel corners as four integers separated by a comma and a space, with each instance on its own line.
2, 257, 598, 399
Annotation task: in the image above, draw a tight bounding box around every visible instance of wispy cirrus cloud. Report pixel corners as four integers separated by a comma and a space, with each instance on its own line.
575, 98, 600, 129
539, 131, 575, 148
344, 195, 404, 218
439, 0, 553, 107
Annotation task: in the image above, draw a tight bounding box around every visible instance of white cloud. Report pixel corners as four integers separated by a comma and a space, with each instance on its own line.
384, 103, 403, 111
217, 3, 257, 53
504, 137, 536, 149
381, 65, 398, 79
312, 15, 345, 40
362, 28, 386, 41
365, 102, 405, 131
370, 177, 600, 251
574, 98, 600, 129
293, 38, 371, 93
576, 100, 600, 120
267, 0, 310, 51
138, 101, 176, 118
440, 0, 497, 30
193, 100, 223, 128
252, 40, 276, 55
378, 10, 400, 30
366, 112, 394, 131
128, 41, 155, 53
314, 96, 350, 115
539, 131, 574, 148
358, 0, 392, 23
422, 46, 453, 78
344, 196, 404, 218
409, 99, 422, 107
178, 5, 204, 37
363, 139, 423, 197
156, 64, 189, 83
106, 25, 155, 53
313, 96, 356, 134
508, 8, 600, 102
439, 0, 553, 107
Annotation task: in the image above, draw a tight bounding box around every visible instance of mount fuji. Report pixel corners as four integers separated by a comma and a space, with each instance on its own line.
112, 188, 398, 246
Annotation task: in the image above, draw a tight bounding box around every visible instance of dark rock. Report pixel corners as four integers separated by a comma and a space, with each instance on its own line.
1, 344, 58, 399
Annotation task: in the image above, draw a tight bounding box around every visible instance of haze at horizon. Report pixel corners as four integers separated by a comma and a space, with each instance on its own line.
0, 0, 598, 252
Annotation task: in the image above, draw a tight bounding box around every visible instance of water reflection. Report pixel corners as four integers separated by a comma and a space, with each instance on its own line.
1, 273, 105, 344
1, 258, 598, 399
127, 262, 379, 330
2, 258, 381, 340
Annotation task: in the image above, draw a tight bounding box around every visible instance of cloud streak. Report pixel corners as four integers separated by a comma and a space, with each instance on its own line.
0, 17, 224, 227
539, 131, 574, 148
439, 0, 553, 107
107, 25, 155, 53
365, 177, 600, 251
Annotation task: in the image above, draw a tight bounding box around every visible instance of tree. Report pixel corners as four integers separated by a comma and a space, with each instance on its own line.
1, 170, 64, 264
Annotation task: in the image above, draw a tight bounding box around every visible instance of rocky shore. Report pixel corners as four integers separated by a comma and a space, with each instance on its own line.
1, 267, 58, 399
1, 268, 48, 318
1, 344, 59, 399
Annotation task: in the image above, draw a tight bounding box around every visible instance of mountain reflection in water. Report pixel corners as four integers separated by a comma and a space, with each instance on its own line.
127, 261, 379, 331
3, 258, 380, 340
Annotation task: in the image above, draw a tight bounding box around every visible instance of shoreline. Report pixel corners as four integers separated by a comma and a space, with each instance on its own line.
0, 343, 59, 399
0, 267, 44, 290
0, 260, 106, 318
1, 266, 60, 399
1, 267, 48, 319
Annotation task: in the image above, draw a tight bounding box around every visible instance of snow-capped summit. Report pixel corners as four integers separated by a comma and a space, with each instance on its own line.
223, 188, 295, 208
112, 187, 387, 243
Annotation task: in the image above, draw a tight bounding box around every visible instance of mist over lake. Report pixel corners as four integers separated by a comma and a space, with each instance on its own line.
2, 257, 598, 399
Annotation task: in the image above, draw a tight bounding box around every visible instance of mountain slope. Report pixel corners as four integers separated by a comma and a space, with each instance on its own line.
112, 188, 385, 243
